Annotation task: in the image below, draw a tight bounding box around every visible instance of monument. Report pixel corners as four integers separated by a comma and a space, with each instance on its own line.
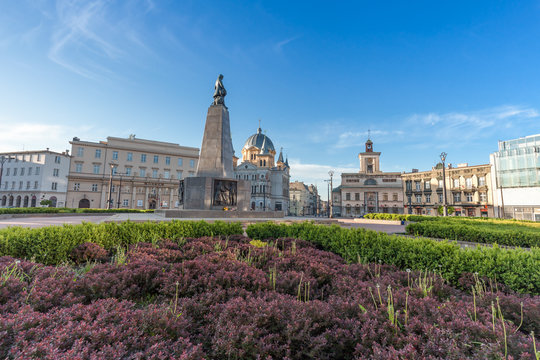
156, 75, 282, 218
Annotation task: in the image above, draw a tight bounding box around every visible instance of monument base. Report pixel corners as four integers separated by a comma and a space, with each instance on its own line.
182, 176, 250, 211
155, 209, 284, 219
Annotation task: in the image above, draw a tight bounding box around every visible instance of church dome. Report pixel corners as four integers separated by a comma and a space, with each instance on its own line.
243, 127, 275, 152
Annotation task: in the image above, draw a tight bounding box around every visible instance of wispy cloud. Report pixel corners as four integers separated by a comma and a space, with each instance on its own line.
273, 35, 301, 53
406, 105, 539, 143
0, 122, 104, 153
289, 159, 357, 200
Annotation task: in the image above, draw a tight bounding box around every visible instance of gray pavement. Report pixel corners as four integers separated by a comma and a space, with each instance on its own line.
0, 213, 406, 235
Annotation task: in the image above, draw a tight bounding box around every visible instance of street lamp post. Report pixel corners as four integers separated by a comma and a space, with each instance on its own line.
116, 173, 124, 208
107, 164, 114, 210
440, 152, 448, 217
324, 179, 330, 218
328, 170, 334, 218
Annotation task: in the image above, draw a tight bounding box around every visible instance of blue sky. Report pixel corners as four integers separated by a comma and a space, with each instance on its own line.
1, 0, 540, 199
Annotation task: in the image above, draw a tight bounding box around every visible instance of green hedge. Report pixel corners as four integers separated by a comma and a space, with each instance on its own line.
0, 220, 243, 265
246, 222, 540, 295
0, 207, 154, 215
406, 221, 540, 248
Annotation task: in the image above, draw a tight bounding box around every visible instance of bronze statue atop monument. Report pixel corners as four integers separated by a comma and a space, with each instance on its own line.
213, 74, 227, 106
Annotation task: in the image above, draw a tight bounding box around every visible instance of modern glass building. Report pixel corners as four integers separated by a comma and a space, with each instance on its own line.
490, 134, 540, 221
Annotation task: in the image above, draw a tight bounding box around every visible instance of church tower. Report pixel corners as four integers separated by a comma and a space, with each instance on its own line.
358, 135, 381, 174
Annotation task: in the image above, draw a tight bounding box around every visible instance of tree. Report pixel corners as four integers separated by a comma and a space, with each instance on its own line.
438, 205, 455, 215
40, 199, 52, 207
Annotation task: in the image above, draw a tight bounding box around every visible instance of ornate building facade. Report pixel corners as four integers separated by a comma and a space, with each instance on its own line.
233, 126, 290, 213
289, 181, 319, 216
335, 138, 403, 217
66, 136, 199, 209
401, 163, 494, 217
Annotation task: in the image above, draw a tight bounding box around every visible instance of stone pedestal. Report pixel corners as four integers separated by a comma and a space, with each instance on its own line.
196, 105, 234, 178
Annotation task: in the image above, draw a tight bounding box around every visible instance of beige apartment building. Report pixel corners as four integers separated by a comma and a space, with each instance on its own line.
289, 181, 319, 216
401, 163, 494, 217
335, 138, 404, 217
66, 136, 199, 209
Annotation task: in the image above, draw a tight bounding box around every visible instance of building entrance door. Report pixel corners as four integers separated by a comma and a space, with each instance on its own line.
78, 199, 90, 208
149, 200, 157, 209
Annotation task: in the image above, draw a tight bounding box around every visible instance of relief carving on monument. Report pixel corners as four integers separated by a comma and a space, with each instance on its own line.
213, 179, 237, 206
178, 180, 185, 205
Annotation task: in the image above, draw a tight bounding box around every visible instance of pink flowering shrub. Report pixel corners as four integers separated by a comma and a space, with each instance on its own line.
0, 236, 538, 359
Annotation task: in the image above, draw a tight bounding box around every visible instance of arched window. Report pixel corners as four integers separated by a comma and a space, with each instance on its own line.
16, 196, 21, 207
364, 178, 377, 185
1, 195, 6, 206
49, 196, 57, 207
23, 196, 29, 207
31, 196, 36, 207
8, 196, 14, 207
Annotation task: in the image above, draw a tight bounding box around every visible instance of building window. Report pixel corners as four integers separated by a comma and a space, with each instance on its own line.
75, 163, 82, 173
77, 147, 84, 157
19, 181, 23, 189
480, 193, 487, 202
466, 178, 472, 189
51, 182, 58, 190
355, 193, 360, 201
346, 193, 351, 201
137, 200, 143, 207
91, 184, 98, 192
53, 169, 59, 177
425, 194, 431, 203
34, 181, 38, 189
35, 167, 40, 175
13, 168, 17, 176
424, 181, 430, 190
127, 152, 133, 161
28, 168, 32, 176
466, 193, 473, 202
11, 181, 15, 189
55, 156, 61, 164
415, 181, 421, 191
37, 154, 41, 161
415, 194, 422, 203
453, 179, 459, 188
393, 193, 398, 201
438, 194, 443, 203
111, 185, 116, 193
453, 193, 461, 202
164, 170, 170, 179
152, 169, 158, 178
140, 169, 146, 177
438, 180, 444, 188
5, 168, 9, 176
153, 155, 159, 164
479, 176, 486, 186
383, 193, 388, 201
93, 164, 100, 174
190, 159, 195, 168
20, 168, 25, 176
112, 151, 118, 160
165, 156, 171, 165
26, 181, 30, 189
405, 181, 412, 191
95, 149, 101, 159
74, 183, 80, 191
123, 199, 129, 207
178, 158, 183, 166
112, 166, 118, 175
141, 154, 147, 163
177, 170, 183, 179
125, 167, 132, 176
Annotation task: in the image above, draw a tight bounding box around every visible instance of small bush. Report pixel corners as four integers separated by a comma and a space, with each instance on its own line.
70, 242, 108, 264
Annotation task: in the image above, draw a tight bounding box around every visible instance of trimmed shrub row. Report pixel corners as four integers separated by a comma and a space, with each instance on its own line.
246, 222, 540, 295
0, 220, 243, 265
0, 207, 154, 214
406, 221, 540, 248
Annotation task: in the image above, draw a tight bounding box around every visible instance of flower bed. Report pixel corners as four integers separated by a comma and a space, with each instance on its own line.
406, 221, 540, 248
0, 221, 243, 265
0, 236, 538, 359
246, 222, 540, 295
